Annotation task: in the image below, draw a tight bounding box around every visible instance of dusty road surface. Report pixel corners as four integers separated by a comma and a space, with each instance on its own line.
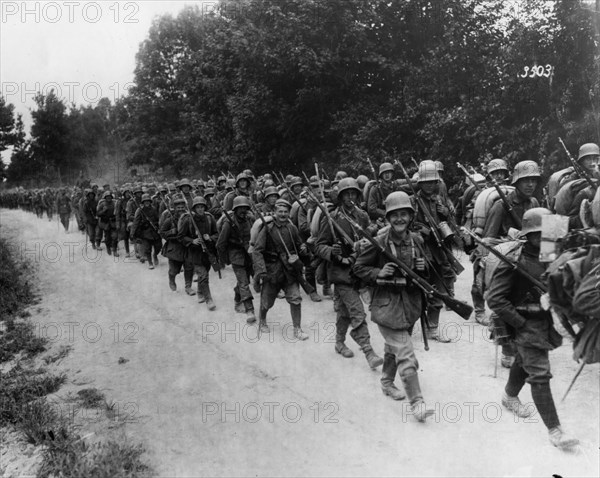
2, 208, 599, 477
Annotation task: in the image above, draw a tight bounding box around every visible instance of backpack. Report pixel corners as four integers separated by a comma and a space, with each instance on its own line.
482, 241, 524, 300
547, 167, 574, 211
472, 186, 515, 235
554, 178, 589, 216
248, 216, 274, 253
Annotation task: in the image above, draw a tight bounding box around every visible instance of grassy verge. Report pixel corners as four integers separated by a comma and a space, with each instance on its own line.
0, 236, 153, 477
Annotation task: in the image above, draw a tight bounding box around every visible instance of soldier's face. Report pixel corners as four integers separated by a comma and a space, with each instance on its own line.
175, 204, 186, 214
381, 171, 393, 182
266, 195, 277, 205
489, 170, 508, 183
387, 209, 412, 235
193, 205, 206, 214
419, 180, 437, 195
275, 205, 290, 222
181, 186, 191, 194
238, 179, 249, 190
341, 190, 358, 207
580, 155, 599, 173
516, 178, 538, 197
142, 201, 152, 208
292, 185, 302, 195
235, 206, 249, 219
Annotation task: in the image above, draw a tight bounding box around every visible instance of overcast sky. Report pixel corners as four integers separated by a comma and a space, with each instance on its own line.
0, 0, 213, 162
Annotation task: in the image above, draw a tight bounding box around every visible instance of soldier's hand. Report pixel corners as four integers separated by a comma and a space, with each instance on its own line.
436, 204, 449, 216
192, 238, 202, 246
332, 243, 343, 257
415, 258, 425, 271
203, 234, 211, 241
377, 263, 397, 279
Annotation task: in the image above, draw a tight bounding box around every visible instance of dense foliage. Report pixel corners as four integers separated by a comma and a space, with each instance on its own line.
2, 0, 599, 186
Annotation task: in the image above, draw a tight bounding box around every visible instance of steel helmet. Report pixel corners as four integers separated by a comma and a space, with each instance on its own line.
236, 172, 250, 188
434, 161, 444, 172
417, 160, 441, 182
160, 184, 168, 192
385, 191, 414, 217
487, 158, 509, 174
172, 194, 187, 205
275, 198, 292, 210
263, 186, 280, 198
263, 179, 275, 188
178, 178, 192, 189
284, 174, 294, 183
226, 179, 236, 190
207, 179, 216, 188
141, 194, 152, 203
204, 188, 216, 198
335, 171, 348, 181
309, 175, 320, 187
217, 176, 227, 184
233, 196, 251, 210
379, 162, 394, 177
468, 173, 486, 186
102, 191, 114, 200
290, 176, 303, 188
511, 160, 541, 185
356, 175, 369, 188
263, 173, 273, 181
520, 208, 552, 235
578, 143, 600, 161
192, 196, 207, 207
337, 178, 361, 198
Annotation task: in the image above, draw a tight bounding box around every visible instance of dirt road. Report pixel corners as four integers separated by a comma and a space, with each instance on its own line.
2, 208, 598, 477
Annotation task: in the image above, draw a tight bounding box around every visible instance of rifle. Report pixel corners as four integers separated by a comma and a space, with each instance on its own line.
341, 211, 473, 320
462, 226, 577, 339
490, 178, 522, 229
457, 162, 483, 191
559, 137, 597, 192
367, 158, 378, 181
182, 201, 222, 279
395, 159, 464, 275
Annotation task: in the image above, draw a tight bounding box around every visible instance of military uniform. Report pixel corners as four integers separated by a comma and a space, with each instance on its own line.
131, 195, 163, 269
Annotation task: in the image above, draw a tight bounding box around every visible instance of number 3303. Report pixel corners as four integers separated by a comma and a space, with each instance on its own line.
519, 65, 553, 78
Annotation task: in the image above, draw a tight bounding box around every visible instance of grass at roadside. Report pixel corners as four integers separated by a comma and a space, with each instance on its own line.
0, 235, 154, 477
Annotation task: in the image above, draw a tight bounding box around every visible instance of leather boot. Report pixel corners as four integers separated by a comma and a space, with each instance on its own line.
184, 270, 196, 295
381, 353, 405, 400
168, 274, 177, 291
258, 307, 269, 333
501, 392, 533, 418
234, 301, 245, 313
402, 372, 434, 422
322, 283, 331, 297
244, 300, 256, 323
362, 345, 383, 369
335, 342, 354, 358
549, 427, 579, 449
201, 284, 216, 311
309, 291, 322, 302
290, 304, 308, 341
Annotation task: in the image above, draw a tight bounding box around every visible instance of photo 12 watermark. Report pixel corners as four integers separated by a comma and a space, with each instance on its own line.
1, 2, 139, 24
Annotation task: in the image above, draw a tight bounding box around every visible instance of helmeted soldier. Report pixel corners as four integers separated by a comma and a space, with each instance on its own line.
487, 208, 579, 450
127, 185, 144, 260
82, 188, 99, 249
353, 192, 435, 422
367, 162, 397, 223
486, 158, 510, 185
315, 178, 384, 368
412, 160, 455, 342
177, 178, 195, 209
56, 188, 72, 232
96, 191, 118, 255
131, 194, 163, 269
252, 198, 310, 339
217, 196, 256, 322
223, 172, 252, 211
115, 185, 132, 257
257, 186, 280, 214
178, 196, 219, 310
159, 194, 195, 294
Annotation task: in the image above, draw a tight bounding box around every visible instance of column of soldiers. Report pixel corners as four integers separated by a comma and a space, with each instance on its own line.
1, 142, 598, 444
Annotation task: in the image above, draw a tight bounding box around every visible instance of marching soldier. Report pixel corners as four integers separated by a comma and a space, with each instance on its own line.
56, 188, 72, 232
177, 178, 196, 209
483, 160, 541, 367
217, 196, 255, 322
159, 194, 195, 295
178, 196, 219, 310
412, 160, 455, 342
223, 172, 252, 211
82, 189, 99, 249
115, 185, 132, 257
487, 208, 579, 450
131, 194, 163, 269
353, 192, 435, 422
256, 186, 280, 214
127, 185, 144, 261
96, 191, 118, 255
252, 198, 310, 339
367, 162, 397, 224
315, 177, 383, 367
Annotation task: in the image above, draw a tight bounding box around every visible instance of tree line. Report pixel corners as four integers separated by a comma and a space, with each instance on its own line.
1, 0, 598, 187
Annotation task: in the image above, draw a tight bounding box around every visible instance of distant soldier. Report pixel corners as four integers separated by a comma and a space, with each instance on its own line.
131, 194, 162, 269
223, 172, 252, 211
115, 185, 132, 257
178, 196, 219, 310
177, 178, 196, 209
217, 196, 255, 321
96, 191, 118, 255
487, 208, 579, 450
315, 178, 384, 367
252, 199, 310, 339
367, 162, 397, 223
56, 188, 72, 232
256, 186, 280, 215
82, 189, 99, 249
127, 185, 144, 260
159, 194, 195, 294
354, 192, 435, 422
